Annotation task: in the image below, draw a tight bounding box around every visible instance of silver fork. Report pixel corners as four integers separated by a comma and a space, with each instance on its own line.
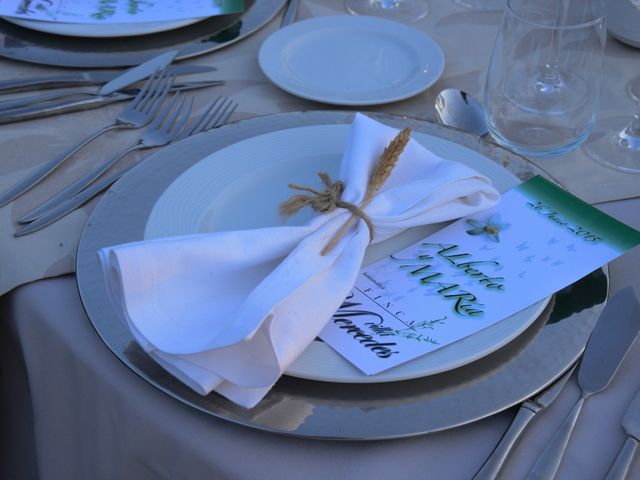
0, 68, 175, 208
14, 97, 238, 236
176, 95, 238, 140
18, 91, 191, 223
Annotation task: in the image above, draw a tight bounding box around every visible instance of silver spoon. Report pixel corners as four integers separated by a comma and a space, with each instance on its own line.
435, 88, 489, 137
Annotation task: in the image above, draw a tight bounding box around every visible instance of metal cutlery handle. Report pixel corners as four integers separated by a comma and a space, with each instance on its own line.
0, 122, 123, 207
475, 364, 578, 480
605, 436, 639, 480
527, 395, 586, 480
0, 74, 93, 93
0, 93, 131, 125
18, 145, 141, 223
0, 88, 99, 111
13, 168, 126, 237
0, 80, 223, 125
0, 65, 216, 95
474, 406, 538, 480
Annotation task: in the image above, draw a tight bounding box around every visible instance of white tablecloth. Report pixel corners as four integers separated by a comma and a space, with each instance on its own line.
0, 199, 637, 480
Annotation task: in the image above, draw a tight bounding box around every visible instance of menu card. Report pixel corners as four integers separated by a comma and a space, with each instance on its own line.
0, 0, 244, 23
320, 176, 640, 375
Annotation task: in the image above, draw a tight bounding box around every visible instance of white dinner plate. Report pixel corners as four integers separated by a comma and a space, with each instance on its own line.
258, 15, 445, 106
2, 16, 206, 38
144, 124, 548, 383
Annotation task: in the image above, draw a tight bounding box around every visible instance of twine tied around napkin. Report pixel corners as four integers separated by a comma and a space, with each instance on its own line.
280, 128, 411, 255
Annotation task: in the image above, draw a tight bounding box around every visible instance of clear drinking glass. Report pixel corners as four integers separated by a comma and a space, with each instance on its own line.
484, 0, 606, 157
452, 0, 505, 11
582, 0, 640, 173
345, 0, 430, 23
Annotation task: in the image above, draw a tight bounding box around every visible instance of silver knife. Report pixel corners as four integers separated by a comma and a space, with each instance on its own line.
0, 64, 217, 95
0, 80, 223, 126
473, 363, 578, 480
0, 49, 177, 119
606, 349, 640, 479
528, 288, 640, 480
0, 64, 217, 111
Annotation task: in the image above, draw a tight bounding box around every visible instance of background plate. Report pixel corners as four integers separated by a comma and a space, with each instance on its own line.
144, 124, 548, 383
77, 111, 607, 439
258, 16, 445, 105
607, 0, 640, 48
0, 0, 285, 67
2, 16, 205, 38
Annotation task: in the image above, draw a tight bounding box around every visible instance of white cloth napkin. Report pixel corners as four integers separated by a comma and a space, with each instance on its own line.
99, 113, 500, 408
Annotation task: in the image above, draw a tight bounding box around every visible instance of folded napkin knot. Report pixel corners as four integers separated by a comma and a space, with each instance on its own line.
280, 172, 375, 242
280, 127, 412, 255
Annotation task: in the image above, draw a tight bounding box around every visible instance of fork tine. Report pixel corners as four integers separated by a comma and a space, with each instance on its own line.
204, 98, 237, 131
204, 97, 232, 129
157, 94, 188, 135
182, 96, 221, 138
148, 91, 181, 130
171, 97, 194, 136
193, 97, 230, 134
177, 97, 222, 140
166, 96, 237, 143
209, 100, 237, 129
141, 73, 175, 116
128, 68, 164, 111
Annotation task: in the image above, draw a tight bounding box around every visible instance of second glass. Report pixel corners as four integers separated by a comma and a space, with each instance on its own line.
484, 0, 606, 157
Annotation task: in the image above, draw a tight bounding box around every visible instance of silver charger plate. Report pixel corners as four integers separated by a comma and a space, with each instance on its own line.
0, 0, 285, 67
76, 111, 608, 440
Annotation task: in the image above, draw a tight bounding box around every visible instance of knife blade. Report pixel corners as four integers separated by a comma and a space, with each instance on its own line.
0, 64, 217, 95
0, 64, 217, 111
0, 80, 224, 125
605, 346, 640, 478
528, 288, 640, 480
98, 50, 178, 95
473, 363, 578, 480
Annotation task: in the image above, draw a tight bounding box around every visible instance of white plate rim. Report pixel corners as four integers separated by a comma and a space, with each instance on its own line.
143, 123, 549, 383
2, 15, 206, 37
258, 15, 445, 106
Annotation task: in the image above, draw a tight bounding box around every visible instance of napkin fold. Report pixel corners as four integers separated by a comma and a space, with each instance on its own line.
99, 113, 500, 408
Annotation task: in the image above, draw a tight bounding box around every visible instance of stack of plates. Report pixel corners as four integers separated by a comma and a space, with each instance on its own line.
76, 111, 608, 439
1, 15, 208, 38
142, 123, 548, 384
0, 0, 284, 67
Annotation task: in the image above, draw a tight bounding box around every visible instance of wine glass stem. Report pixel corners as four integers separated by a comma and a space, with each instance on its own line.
618, 112, 640, 150
537, 1, 567, 89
